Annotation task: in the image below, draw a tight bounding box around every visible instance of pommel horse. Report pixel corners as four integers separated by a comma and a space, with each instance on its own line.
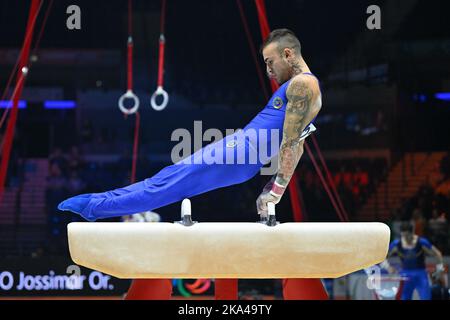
67, 199, 390, 298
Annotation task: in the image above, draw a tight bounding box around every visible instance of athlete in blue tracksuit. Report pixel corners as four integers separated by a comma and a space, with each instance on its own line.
58, 76, 317, 221
383, 222, 445, 300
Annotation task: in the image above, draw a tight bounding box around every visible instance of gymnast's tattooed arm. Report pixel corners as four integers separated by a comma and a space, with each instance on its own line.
256, 75, 321, 216
275, 74, 321, 190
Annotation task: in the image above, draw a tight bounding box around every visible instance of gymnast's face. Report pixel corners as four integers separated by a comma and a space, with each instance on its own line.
401, 231, 414, 243
262, 42, 294, 85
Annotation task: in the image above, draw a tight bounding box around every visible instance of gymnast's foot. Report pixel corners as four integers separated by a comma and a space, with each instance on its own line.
57, 194, 95, 220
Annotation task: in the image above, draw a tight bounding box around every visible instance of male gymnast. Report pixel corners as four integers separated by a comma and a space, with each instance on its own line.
59, 29, 328, 300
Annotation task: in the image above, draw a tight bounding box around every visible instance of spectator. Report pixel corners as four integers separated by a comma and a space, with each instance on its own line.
49, 148, 68, 175
46, 163, 67, 192
67, 146, 84, 173
67, 171, 86, 195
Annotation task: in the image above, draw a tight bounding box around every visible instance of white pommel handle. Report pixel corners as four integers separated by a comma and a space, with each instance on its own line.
181, 199, 191, 217
268, 202, 275, 217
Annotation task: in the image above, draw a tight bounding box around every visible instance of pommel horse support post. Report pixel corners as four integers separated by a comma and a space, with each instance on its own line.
67, 199, 390, 279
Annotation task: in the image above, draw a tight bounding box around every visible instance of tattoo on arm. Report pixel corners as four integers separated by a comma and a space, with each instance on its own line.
275, 78, 317, 187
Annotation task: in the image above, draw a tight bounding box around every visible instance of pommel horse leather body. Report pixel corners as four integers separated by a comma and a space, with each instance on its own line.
68, 222, 390, 279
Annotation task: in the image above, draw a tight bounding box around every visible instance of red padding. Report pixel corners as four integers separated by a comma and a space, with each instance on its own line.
215, 279, 239, 300
125, 279, 173, 300
283, 279, 328, 300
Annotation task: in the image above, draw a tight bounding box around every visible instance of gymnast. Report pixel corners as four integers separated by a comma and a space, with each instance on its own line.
58, 28, 322, 222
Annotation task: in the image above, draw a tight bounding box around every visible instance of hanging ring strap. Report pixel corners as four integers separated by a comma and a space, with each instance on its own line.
150, 35, 169, 111
151, 0, 169, 111
119, 36, 139, 115
119, 0, 139, 115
